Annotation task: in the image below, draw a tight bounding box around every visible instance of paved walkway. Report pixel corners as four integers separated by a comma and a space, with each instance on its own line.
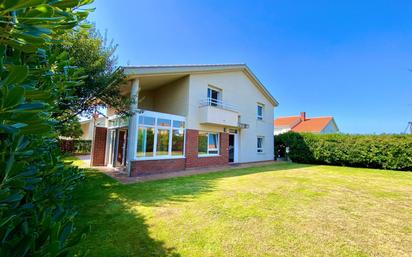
84, 160, 284, 184
76, 154, 90, 168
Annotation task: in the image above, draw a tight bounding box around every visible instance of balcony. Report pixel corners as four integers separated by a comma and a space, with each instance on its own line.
199, 98, 239, 127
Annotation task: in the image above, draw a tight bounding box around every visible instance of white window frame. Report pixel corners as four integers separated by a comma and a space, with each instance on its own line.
198, 132, 220, 157
135, 111, 186, 160
107, 115, 129, 128
257, 103, 264, 121
257, 136, 264, 153
207, 86, 222, 106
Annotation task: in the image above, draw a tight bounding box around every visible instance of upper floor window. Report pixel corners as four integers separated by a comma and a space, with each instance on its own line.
257, 103, 264, 120
207, 87, 221, 106
257, 136, 264, 153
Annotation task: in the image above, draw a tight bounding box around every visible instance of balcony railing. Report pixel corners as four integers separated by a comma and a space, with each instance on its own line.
199, 98, 238, 112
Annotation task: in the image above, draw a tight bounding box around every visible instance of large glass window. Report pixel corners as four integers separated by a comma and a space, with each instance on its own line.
198, 132, 219, 156
137, 127, 154, 157
157, 118, 171, 127
208, 134, 219, 154
173, 120, 185, 128
198, 132, 208, 155
156, 128, 170, 156
136, 114, 185, 159
172, 129, 184, 156
139, 116, 155, 126
109, 117, 128, 127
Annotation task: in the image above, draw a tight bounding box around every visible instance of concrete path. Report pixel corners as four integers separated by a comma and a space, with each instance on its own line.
76, 154, 91, 168
85, 160, 284, 184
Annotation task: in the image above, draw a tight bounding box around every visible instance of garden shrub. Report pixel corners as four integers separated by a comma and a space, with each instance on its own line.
74, 140, 92, 154
60, 140, 92, 154
276, 132, 412, 170
0, 1, 92, 256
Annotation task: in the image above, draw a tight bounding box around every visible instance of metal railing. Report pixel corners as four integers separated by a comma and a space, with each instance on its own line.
199, 98, 238, 112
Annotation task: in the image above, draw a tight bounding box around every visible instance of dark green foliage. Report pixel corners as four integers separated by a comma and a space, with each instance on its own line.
52, 23, 127, 137
74, 140, 92, 154
0, 0, 92, 256
276, 132, 412, 170
57, 115, 83, 139
60, 139, 92, 154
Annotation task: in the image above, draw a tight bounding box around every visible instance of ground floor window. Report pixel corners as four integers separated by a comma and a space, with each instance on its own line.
136, 114, 185, 159
172, 129, 184, 156
137, 127, 155, 157
156, 128, 170, 156
198, 132, 219, 156
257, 136, 264, 153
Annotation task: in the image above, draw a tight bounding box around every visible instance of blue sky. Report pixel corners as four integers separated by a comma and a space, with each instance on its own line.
89, 0, 412, 134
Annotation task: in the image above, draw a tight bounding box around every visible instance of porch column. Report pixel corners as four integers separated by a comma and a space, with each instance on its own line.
126, 78, 139, 176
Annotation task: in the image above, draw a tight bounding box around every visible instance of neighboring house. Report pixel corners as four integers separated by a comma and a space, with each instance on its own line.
80, 117, 106, 140
274, 112, 339, 135
90, 64, 278, 176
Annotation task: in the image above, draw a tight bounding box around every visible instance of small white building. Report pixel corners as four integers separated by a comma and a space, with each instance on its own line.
90, 64, 279, 176
80, 117, 106, 140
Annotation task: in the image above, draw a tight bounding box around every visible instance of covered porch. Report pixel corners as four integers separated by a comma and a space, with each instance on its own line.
113, 72, 190, 118
91, 73, 191, 176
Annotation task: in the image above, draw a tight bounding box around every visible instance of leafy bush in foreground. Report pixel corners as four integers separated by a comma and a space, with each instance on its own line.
276, 132, 412, 170
0, 1, 92, 256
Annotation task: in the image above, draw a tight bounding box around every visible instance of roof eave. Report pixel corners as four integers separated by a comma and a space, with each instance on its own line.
121, 64, 279, 107
122, 64, 246, 77
242, 65, 279, 107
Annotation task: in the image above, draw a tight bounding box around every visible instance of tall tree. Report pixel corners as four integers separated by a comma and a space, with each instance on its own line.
0, 0, 92, 255
53, 24, 128, 138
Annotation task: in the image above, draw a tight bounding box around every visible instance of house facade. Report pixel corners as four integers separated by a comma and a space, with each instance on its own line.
80, 117, 106, 140
90, 64, 278, 176
274, 112, 339, 135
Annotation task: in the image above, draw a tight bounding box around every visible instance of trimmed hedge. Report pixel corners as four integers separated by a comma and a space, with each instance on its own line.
60, 139, 92, 154
275, 132, 412, 171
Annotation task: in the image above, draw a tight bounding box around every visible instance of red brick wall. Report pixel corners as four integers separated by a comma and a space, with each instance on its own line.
125, 129, 230, 176
185, 129, 229, 168
130, 158, 186, 176
129, 129, 229, 176
91, 127, 107, 166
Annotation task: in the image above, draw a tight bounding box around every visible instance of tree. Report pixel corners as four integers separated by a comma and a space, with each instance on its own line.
52, 23, 128, 138
0, 0, 92, 256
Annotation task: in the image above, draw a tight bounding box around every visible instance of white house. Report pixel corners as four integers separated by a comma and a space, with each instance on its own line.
274, 112, 339, 135
90, 64, 278, 176
80, 117, 106, 140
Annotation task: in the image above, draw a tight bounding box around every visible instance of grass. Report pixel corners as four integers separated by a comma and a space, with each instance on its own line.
63, 155, 86, 167
70, 161, 412, 257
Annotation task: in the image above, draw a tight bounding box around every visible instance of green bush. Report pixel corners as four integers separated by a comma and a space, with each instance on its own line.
276, 132, 412, 170
60, 140, 92, 154
74, 140, 92, 154
0, 1, 92, 256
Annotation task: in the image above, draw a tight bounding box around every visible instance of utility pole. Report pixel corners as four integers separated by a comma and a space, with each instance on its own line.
405, 104, 412, 134
405, 122, 412, 134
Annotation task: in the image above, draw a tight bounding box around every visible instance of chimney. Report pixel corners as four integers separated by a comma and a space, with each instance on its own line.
300, 112, 306, 121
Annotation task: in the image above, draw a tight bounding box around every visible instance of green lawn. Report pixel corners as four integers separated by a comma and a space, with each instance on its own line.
71, 162, 412, 257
